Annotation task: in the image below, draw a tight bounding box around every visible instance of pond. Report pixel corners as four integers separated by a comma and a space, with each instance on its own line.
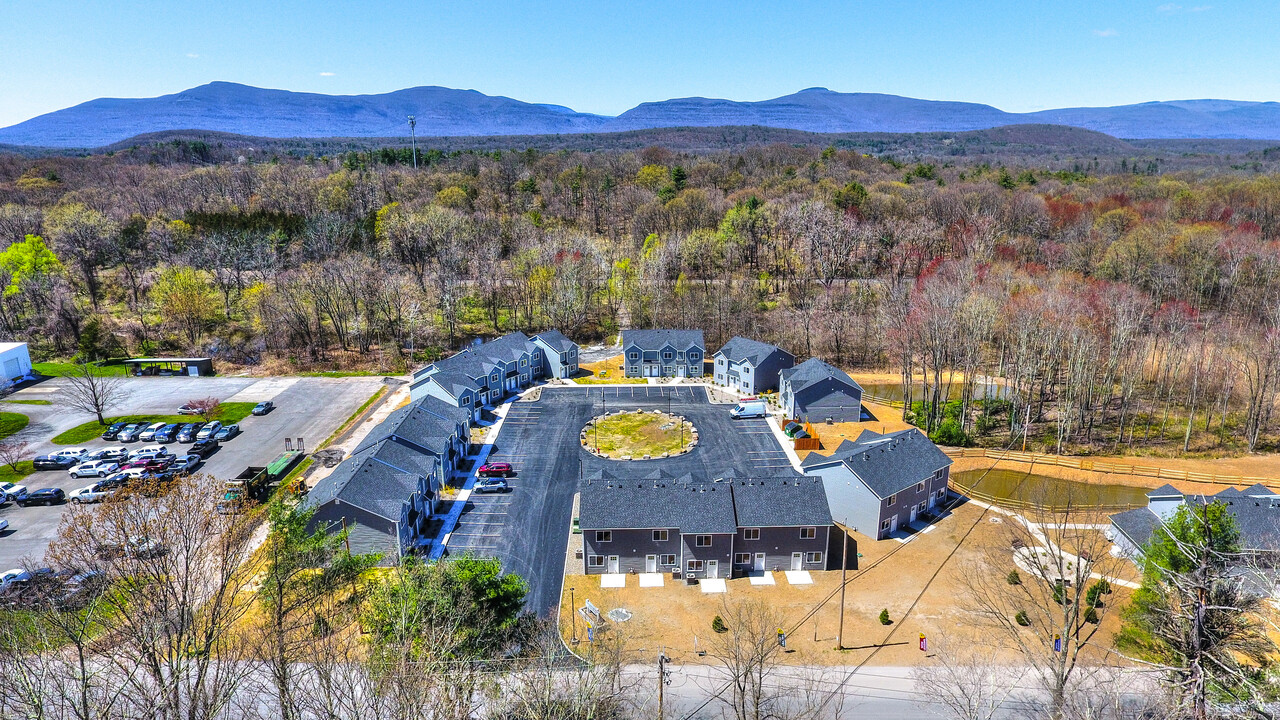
951, 468, 1150, 510
861, 381, 1013, 404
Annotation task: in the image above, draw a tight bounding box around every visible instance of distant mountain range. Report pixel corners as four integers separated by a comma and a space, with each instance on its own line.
4, 82, 1280, 148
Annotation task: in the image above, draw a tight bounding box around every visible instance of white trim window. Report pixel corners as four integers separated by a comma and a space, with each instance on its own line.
660, 554, 676, 565
696, 535, 712, 547
595, 531, 612, 543
887, 494, 897, 505
881, 519, 891, 531
743, 528, 760, 540
588, 555, 604, 567
800, 527, 816, 540
653, 529, 669, 542
687, 559, 705, 572
734, 553, 752, 564
628, 351, 639, 360
806, 552, 823, 563
916, 481, 925, 492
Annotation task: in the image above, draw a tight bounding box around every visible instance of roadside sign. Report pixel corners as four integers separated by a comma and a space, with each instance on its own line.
777, 628, 786, 648
1053, 634, 1062, 653
588, 627, 594, 642
919, 633, 927, 652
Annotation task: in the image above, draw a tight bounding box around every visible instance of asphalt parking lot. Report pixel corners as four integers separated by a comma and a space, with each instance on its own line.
0, 375, 384, 569
447, 385, 797, 615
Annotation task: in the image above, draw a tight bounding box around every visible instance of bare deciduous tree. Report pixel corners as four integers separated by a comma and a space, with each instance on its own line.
61, 364, 129, 425
0, 439, 29, 471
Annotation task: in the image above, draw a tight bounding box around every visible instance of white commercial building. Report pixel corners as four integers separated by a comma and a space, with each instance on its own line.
0, 343, 32, 388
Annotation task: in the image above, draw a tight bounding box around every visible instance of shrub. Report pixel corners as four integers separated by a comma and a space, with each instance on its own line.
1083, 607, 1099, 624
1085, 579, 1110, 608
1006, 569, 1021, 585
878, 609, 891, 625
711, 615, 728, 634
1015, 610, 1030, 626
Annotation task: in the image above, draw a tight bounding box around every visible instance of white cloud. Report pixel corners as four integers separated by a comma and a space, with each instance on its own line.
319, 71, 335, 77
186, 53, 199, 58
1093, 28, 1118, 37
1189, 5, 1212, 10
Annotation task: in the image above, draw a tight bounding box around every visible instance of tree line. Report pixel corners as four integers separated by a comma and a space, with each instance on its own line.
3, 145, 1280, 453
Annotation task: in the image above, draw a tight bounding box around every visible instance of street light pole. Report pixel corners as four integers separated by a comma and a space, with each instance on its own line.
837, 519, 849, 650
570, 587, 578, 644
407, 115, 418, 169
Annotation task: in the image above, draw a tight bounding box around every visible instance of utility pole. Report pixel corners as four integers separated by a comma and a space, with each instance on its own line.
837, 520, 849, 650
407, 115, 418, 169
658, 651, 670, 720
1022, 404, 1031, 452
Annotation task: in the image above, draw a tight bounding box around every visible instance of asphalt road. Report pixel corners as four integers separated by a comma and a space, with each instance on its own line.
448, 385, 797, 616
0, 375, 384, 569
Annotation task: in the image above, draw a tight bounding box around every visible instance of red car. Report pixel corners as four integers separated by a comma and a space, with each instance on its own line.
121, 457, 172, 472
477, 462, 513, 478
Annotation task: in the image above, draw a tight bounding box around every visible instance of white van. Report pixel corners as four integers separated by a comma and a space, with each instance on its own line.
729, 398, 768, 419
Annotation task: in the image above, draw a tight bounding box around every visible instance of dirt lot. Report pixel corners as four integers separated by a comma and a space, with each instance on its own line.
796, 400, 916, 462
560, 501, 1133, 667
576, 354, 646, 384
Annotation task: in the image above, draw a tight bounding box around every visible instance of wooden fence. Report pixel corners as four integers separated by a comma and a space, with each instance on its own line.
863, 394, 906, 409
794, 422, 821, 451
944, 447, 1276, 489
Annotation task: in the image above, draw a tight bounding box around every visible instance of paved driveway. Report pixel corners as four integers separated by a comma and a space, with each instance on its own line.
0, 376, 384, 569
447, 385, 797, 615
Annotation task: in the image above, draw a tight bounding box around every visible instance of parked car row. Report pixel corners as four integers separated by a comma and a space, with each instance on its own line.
475, 462, 515, 493
100, 420, 232, 445
0, 566, 107, 610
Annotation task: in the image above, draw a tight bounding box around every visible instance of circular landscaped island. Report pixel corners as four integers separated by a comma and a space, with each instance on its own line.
582, 409, 697, 460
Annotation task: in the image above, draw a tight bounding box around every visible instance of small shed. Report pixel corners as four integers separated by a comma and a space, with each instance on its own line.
0, 343, 32, 388
125, 357, 215, 377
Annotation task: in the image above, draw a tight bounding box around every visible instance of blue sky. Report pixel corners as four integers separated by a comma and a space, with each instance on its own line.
2, 1, 1277, 128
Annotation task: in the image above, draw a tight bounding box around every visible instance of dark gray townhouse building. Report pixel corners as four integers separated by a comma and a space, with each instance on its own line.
712, 337, 795, 395
578, 470, 833, 578
801, 428, 952, 540
620, 329, 705, 379
409, 331, 578, 421
778, 357, 865, 422
1109, 483, 1280, 561
306, 395, 470, 560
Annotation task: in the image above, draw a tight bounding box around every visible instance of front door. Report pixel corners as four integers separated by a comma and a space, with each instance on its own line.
889, 515, 899, 533
607, 555, 619, 573
646, 365, 659, 377
706, 560, 718, 578
910, 505, 919, 523
791, 552, 803, 571
676, 365, 686, 378
645, 555, 657, 573
753, 553, 765, 572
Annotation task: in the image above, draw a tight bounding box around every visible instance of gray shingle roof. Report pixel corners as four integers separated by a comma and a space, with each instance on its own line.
357, 395, 467, 455
533, 329, 577, 353
801, 428, 952, 499
1110, 506, 1160, 548
1110, 485, 1280, 553
731, 477, 832, 527
780, 358, 862, 395
307, 441, 428, 522
1146, 483, 1183, 498
580, 476, 736, 534
714, 337, 789, 366
621, 329, 705, 351
417, 331, 536, 383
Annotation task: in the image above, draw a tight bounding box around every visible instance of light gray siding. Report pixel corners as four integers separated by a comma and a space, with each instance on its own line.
808, 463, 885, 539
310, 503, 401, 561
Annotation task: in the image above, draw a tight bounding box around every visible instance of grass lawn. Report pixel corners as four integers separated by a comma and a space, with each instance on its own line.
586, 411, 693, 458
0, 412, 28, 440
0, 460, 35, 485
51, 402, 257, 445
32, 360, 129, 377
3, 399, 51, 405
